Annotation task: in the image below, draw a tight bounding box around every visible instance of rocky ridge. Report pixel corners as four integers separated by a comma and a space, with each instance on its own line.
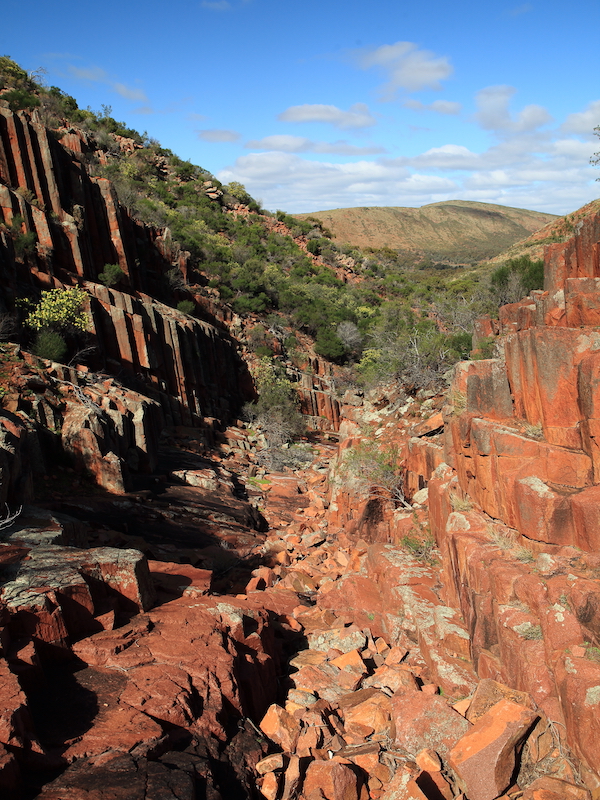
1, 99, 600, 799
295, 201, 558, 265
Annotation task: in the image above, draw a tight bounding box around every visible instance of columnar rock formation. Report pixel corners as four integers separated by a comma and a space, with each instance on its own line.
399, 209, 600, 780
2, 100, 600, 798
0, 106, 254, 492
0, 106, 185, 294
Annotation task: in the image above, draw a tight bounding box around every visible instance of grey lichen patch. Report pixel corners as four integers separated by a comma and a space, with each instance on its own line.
380, 545, 434, 578
513, 622, 543, 640
584, 685, 600, 706
564, 657, 577, 675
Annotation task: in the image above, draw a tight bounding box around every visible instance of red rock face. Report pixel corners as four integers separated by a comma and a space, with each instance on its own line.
418, 210, 600, 782
449, 699, 538, 800
3, 104, 600, 797
0, 107, 253, 451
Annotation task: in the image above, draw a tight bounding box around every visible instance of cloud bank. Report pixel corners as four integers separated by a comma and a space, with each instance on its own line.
278, 103, 376, 129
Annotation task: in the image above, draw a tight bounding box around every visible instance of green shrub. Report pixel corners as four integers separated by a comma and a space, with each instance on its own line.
2, 89, 40, 112
33, 329, 67, 361
175, 160, 196, 181
25, 287, 88, 332
0, 56, 32, 90
341, 439, 408, 506
490, 255, 544, 305
98, 263, 124, 287
400, 533, 438, 565
14, 230, 37, 258
473, 335, 496, 360
176, 299, 195, 315
245, 357, 304, 447
315, 328, 346, 361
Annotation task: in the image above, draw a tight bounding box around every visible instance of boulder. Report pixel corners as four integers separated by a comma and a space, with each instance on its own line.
448, 698, 538, 800
391, 691, 470, 757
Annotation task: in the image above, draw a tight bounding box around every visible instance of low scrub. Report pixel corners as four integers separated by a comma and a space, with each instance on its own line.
244, 357, 305, 449
33, 329, 67, 361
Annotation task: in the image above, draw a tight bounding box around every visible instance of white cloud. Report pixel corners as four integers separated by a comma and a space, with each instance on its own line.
550, 138, 597, 159
201, 0, 231, 9
405, 98, 462, 115
245, 135, 385, 155
214, 84, 598, 216
67, 64, 148, 104
68, 65, 108, 82
474, 85, 552, 134
562, 100, 600, 136
217, 106, 599, 215
113, 83, 148, 102
358, 41, 453, 98
246, 135, 311, 152
430, 100, 462, 115
198, 129, 241, 142
218, 152, 457, 211
412, 144, 479, 170
507, 3, 533, 16
278, 103, 376, 129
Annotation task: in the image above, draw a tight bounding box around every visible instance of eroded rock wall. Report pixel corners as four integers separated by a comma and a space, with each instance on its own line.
401, 210, 600, 781
0, 107, 185, 296
0, 107, 253, 491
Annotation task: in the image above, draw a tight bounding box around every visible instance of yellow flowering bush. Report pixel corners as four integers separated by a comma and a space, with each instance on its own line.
25, 287, 89, 332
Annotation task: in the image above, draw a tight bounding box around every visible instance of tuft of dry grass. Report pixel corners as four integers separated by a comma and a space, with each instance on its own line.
514, 545, 535, 563
521, 421, 543, 440
487, 525, 517, 551
450, 493, 472, 512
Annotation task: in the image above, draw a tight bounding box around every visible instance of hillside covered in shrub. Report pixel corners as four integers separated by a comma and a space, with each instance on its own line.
0, 55, 549, 389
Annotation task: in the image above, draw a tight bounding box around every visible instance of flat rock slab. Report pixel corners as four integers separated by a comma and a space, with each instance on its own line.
449, 698, 539, 800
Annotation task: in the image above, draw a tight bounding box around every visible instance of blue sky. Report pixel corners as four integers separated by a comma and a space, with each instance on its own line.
4, 0, 600, 214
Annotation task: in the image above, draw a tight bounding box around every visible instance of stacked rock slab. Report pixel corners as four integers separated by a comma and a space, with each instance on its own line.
419, 210, 600, 780
0, 107, 251, 430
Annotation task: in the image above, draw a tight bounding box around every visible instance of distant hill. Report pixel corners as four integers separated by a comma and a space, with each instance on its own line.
483, 198, 600, 267
295, 200, 558, 266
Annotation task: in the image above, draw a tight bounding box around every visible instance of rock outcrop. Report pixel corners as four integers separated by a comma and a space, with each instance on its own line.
400, 209, 600, 785
2, 96, 600, 800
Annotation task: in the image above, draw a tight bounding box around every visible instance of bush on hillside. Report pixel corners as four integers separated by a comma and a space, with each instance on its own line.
490, 255, 544, 305
98, 263, 125, 287
341, 439, 409, 507
244, 357, 304, 448
176, 300, 195, 315
25, 287, 89, 332
2, 88, 40, 112
33, 329, 67, 361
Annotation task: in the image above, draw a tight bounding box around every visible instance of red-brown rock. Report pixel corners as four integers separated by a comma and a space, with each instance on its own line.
391, 691, 470, 757
448, 699, 538, 800
301, 759, 366, 800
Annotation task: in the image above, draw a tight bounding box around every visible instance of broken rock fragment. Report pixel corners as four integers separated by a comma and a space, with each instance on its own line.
448, 698, 539, 800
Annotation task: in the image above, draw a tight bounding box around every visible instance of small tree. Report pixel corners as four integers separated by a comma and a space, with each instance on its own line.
176, 300, 195, 315
98, 263, 124, 287
341, 439, 410, 508
591, 125, 600, 176
2, 88, 40, 113
33, 329, 67, 361
337, 321, 363, 357
245, 357, 304, 447
24, 287, 89, 364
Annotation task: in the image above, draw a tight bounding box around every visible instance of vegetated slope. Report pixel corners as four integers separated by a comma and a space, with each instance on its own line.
0, 55, 559, 393
296, 200, 558, 265
483, 197, 600, 267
